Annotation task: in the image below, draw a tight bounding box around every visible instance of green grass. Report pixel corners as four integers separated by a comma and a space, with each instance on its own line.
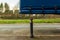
0, 18, 60, 24
34, 18, 60, 23
0, 19, 30, 24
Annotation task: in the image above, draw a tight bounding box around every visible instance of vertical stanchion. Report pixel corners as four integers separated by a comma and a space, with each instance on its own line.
29, 7, 34, 38
30, 17, 34, 38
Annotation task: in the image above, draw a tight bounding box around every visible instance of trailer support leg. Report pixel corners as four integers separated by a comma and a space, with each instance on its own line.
30, 17, 34, 38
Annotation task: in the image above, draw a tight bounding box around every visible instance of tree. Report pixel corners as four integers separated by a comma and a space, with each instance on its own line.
0, 3, 3, 8
0, 3, 3, 13
5, 3, 10, 11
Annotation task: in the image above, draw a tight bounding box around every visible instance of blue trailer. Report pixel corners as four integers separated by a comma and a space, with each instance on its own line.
20, 0, 60, 14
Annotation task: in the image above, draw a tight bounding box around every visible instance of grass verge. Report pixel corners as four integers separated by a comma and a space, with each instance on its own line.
0, 18, 60, 24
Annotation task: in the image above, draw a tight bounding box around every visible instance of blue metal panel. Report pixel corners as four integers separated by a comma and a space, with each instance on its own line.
44, 10, 55, 13
57, 10, 60, 13
32, 10, 42, 13
20, 10, 30, 13
20, 0, 60, 14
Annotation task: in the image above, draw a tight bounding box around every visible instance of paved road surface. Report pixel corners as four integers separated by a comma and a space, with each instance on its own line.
0, 23, 59, 40
0, 23, 60, 29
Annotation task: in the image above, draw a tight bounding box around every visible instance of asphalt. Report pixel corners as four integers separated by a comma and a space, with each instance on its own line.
0, 23, 60, 29
0, 23, 60, 28
0, 23, 59, 40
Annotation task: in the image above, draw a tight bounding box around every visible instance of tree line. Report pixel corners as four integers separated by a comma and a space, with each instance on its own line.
0, 3, 20, 19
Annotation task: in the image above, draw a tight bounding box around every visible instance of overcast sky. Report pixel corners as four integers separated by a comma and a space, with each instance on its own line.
0, 0, 19, 10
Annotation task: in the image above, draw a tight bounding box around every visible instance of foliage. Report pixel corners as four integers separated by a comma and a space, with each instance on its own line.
5, 3, 10, 11
0, 3, 3, 8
